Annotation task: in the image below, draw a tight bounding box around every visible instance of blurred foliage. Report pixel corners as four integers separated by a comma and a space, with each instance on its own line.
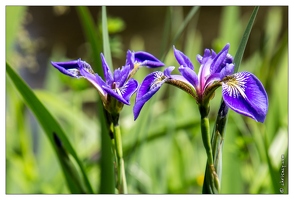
6, 6, 288, 194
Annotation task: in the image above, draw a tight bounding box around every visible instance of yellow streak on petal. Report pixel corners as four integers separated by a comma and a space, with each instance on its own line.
222, 73, 249, 100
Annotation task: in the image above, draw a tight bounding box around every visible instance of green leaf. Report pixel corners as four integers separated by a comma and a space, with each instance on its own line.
76, 6, 115, 193
234, 7, 259, 72
161, 6, 200, 61
76, 6, 103, 76
215, 6, 241, 55
6, 63, 93, 194
102, 6, 113, 70
99, 6, 115, 194
6, 6, 27, 62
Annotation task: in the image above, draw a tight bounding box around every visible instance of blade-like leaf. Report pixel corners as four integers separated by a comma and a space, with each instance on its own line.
6, 63, 94, 194
102, 6, 113, 70
77, 6, 115, 193
99, 6, 115, 194
161, 6, 200, 61
76, 6, 103, 76
234, 7, 259, 72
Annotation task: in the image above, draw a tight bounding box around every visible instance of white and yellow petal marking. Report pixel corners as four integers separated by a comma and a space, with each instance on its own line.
222, 72, 249, 100
150, 71, 166, 90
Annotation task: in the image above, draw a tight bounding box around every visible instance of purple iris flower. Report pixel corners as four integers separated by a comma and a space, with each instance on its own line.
51, 50, 164, 114
133, 44, 268, 122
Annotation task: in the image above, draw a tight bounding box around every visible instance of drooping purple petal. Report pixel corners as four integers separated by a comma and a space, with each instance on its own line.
178, 65, 198, 87
136, 71, 165, 101
80, 67, 107, 97
102, 85, 130, 105
121, 78, 139, 103
134, 51, 164, 68
222, 72, 268, 122
100, 53, 113, 85
51, 59, 94, 78
133, 87, 162, 120
133, 71, 166, 120
210, 43, 230, 74
173, 46, 194, 70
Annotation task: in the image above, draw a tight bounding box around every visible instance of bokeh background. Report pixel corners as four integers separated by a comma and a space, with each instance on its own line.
6, 6, 288, 194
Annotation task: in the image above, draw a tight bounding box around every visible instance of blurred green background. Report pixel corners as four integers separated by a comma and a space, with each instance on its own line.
6, 6, 288, 194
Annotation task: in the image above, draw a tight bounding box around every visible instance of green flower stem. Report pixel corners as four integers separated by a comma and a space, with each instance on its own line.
113, 124, 128, 194
199, 104, 220, 194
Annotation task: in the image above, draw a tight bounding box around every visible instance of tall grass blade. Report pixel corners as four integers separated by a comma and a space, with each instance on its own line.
77, 6, 115, 193
6, 63, 93, 194
99, 6, 115, 194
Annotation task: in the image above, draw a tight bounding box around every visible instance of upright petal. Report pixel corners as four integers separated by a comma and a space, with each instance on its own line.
222, 72, 268, 122
100, 53, 114, 85
219, 63, 234, 79
210, 43, 230, 74
134, 51, 164, 68
117, 65, 131, 88
178, 65, 198, 88
198, 49, 212, 64
125, 50, 135, 69
163, 66, 175, 77
133, 71, 166, 120
173, 46, 194, 70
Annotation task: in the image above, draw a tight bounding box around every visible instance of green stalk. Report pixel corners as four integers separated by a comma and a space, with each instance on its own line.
199, 104, 220, 194
113, 124, 128, 194
202, 101, 228, 194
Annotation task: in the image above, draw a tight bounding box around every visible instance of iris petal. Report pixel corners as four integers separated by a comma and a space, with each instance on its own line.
173, 46, 194, 70
133, 71, 166, 120
100, 53, 114, 85
117, 65, 131, 88
125, 50, 135, 69
170, 75, 195, 89
134, 51, 165, 68
80, 67, 107, 97
178, 65, 198, 87
163, 66, 175, 77
210, 43, 230, 74
204, 73, 222, 91
51, 59, 93, 78
222, 72, 268, 122
121, 78, 139, 103
102, 86, 130, 105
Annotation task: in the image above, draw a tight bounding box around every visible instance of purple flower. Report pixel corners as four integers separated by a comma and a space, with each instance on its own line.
51, 50, 164, 114
133, 44, 268, 122
51, 55, 137, 114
